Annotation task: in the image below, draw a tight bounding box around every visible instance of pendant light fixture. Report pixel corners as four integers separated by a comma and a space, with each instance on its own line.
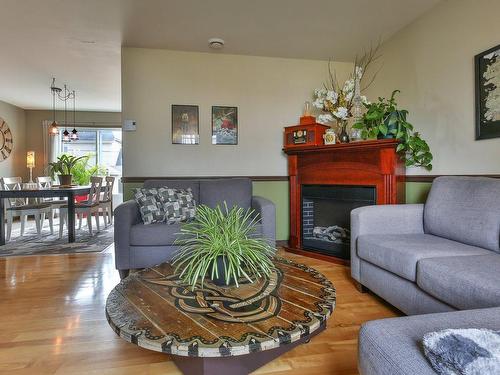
70, 91, 79, 141
62, 85, 71, 143
49, 78, 78, 141
49, 78, 60, 136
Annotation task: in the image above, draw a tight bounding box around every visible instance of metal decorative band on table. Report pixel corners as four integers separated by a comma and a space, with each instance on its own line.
105, 257, 336, 358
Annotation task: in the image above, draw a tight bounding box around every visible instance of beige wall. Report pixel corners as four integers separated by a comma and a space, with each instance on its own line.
122, 48, 353, 177
0, 100, 26, 179
25, 110, 121, 177
366, 0, 500, 175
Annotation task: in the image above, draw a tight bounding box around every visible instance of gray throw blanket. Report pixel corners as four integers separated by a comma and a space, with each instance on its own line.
423, 328, 500, 375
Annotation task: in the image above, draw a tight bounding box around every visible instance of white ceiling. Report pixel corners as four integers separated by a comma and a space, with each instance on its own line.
0, 0, 441, 112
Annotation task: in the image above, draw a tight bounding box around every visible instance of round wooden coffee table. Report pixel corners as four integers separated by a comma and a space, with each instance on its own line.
105, 256, 336, 375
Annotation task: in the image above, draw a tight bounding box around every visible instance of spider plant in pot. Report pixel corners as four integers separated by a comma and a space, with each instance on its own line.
48, 154, 87, 186
172, 203, 276, 290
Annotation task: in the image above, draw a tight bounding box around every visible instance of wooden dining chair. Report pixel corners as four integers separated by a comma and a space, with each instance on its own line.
59, 177, 103, 238
99, 176, 115, 228
1, 177, 53, 240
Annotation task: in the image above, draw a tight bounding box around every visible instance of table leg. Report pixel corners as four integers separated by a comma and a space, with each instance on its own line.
0, 198, 4, 246
67, 192, 76, 243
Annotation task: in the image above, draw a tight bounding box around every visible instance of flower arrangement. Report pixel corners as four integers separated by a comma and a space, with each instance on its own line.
313, 66, 369, 124
312, 46, 380, 140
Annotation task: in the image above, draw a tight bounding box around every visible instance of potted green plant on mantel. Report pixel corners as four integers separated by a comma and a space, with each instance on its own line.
48, 154, 87, 186
353, 90, 434, 170
172, 203, 276, 290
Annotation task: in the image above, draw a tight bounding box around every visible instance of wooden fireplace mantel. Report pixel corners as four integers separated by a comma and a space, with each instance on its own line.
283, 139, 406, 263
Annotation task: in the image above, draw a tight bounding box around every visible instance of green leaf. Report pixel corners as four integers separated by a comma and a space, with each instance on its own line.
379, 124, 388, 136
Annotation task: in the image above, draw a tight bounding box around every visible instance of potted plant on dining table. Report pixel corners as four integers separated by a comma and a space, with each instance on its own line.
48, 154, 87, 186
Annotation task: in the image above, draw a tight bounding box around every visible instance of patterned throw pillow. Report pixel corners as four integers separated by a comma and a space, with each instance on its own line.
157, 187, 197, 224
133, 188, 166, 225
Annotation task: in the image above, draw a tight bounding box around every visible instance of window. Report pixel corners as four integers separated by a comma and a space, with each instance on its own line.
58, 127, 122, 193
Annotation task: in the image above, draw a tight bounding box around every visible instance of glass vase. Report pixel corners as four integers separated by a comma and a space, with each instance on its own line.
338, 120, 350, 143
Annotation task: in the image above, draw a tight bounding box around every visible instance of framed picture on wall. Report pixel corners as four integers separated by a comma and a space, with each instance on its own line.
211, 106, 238, 145
475, 44, 500, 140
172, 105, 200, 144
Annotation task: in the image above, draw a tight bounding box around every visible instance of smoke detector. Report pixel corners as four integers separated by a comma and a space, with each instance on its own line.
208, 38, 225, 49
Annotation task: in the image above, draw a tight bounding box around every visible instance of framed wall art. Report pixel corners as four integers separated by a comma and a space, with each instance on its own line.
172, 105, 199, 144
211, 106, 238, 145
475, 44, 500, 140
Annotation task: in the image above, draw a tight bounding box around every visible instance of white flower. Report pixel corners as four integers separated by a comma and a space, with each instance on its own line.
345, 91, 353, 102
318, 114, 334, 124
334, 107, 349, 120
326, 90, 338, 104
314, 88, 327, 98
361, 95, 370, 105
313, 98, 324, 109
355, 66, 363, 80
343, 79, 354, 93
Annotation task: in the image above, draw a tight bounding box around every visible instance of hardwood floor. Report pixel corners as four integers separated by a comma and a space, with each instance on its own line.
0, 248, 399, 374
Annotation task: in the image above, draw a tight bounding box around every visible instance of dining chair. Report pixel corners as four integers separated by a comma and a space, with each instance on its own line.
59, 176, 103, 238
36, 176, 67, 213
99, 176, 115, 228
1, 177, 53, 240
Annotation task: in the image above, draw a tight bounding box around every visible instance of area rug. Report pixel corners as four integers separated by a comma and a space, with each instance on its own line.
0, 218, 114, 257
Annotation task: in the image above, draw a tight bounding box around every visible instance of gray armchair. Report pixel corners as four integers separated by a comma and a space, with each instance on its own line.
114, 178, 276, 278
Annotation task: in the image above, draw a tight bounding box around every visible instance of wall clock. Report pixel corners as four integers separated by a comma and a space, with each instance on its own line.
0, 118, 13, 161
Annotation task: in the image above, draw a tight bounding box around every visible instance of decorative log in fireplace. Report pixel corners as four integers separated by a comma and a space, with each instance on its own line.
283, 139, 405, 264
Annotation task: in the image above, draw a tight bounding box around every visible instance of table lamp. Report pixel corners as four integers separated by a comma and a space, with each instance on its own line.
27, 151, 35, 183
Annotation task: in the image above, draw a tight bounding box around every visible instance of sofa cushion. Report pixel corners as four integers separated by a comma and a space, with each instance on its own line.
130, 222, 181, 246
144, 179, 200, 202
157, 187, 196, 224
357, 233, 491, 282
358, 307, 500, 375
133, 188, 165, 225
199, 178, 252, 210
424, 176, 500, 253
417, 254, 500, 310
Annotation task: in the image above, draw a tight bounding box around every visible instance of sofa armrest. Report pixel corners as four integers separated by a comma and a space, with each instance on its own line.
114, 200, 142, 270
350, 204, 424, 282
251, 196, 276, 246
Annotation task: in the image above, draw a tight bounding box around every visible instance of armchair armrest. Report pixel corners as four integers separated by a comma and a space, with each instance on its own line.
114, 200, 141, 270
350, 204, 424, 282
251, 196, 276, 246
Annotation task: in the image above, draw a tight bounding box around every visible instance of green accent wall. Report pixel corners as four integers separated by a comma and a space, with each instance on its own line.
123, 180, 432, 242
406, 182, 432, 204
252, 181, 289, 241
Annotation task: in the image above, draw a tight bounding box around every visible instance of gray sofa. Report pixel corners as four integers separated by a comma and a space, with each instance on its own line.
351, 176, 500, 374
114, 178, 276, 278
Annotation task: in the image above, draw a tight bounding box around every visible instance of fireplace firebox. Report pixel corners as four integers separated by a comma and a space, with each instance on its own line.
301, 185, 376, 259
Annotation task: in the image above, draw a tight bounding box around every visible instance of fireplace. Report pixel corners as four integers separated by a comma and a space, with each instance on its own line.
301, 185, 376, 259
283, 138, 405, 263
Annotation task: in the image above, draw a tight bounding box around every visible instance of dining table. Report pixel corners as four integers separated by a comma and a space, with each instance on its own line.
0, 185, 91, 245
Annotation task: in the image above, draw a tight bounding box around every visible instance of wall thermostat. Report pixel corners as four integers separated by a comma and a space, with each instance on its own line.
123, 119, 137, 131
